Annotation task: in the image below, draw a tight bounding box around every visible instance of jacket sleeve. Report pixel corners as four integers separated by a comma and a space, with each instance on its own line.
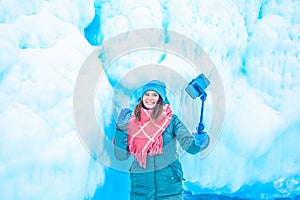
113, 128, 130, 160
172, 115, 202, 155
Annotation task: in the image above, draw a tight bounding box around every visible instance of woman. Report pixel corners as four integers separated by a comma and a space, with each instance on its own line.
114, 80, 209, 199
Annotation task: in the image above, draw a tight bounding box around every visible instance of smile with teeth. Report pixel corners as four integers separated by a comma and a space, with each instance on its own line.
145, 101, 156, 106
142, 91, 159, 109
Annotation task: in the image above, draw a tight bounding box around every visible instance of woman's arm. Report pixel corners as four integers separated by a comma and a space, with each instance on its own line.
113, 108, 132, 160
114, 128, 130, 160
172, 115, 208, 154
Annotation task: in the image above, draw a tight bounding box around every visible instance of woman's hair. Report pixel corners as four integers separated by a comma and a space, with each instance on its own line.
134, 96, 164, 121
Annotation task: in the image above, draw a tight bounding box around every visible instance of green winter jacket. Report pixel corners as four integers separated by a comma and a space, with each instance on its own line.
114, 114, 202, 200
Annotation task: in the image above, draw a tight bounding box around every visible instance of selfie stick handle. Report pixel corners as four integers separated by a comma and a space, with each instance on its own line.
193, 83, 207, 134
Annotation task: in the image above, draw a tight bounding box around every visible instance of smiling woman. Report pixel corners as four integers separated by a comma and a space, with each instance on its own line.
113, 79, 210, 199
142, 91, 160, 109
134, 80, 167, 121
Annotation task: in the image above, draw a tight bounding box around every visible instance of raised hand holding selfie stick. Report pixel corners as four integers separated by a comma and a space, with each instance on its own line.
185, 73, 210, 134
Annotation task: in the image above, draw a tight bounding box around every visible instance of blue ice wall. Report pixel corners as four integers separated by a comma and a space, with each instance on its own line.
0, 0, 299, 200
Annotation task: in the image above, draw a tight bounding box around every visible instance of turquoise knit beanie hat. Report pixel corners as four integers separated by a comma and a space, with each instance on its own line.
141, 80, 167, 101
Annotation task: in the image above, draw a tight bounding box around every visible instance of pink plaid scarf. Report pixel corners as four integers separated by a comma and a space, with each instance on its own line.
128, 104, 172, 168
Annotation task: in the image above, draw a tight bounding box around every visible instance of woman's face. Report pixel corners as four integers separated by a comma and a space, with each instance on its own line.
142, 90, 159, 110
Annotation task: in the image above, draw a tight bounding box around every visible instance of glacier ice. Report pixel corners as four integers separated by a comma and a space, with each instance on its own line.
0, 0, 299, 199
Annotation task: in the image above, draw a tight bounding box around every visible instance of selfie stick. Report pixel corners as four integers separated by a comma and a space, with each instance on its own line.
185, 74, 210, 134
